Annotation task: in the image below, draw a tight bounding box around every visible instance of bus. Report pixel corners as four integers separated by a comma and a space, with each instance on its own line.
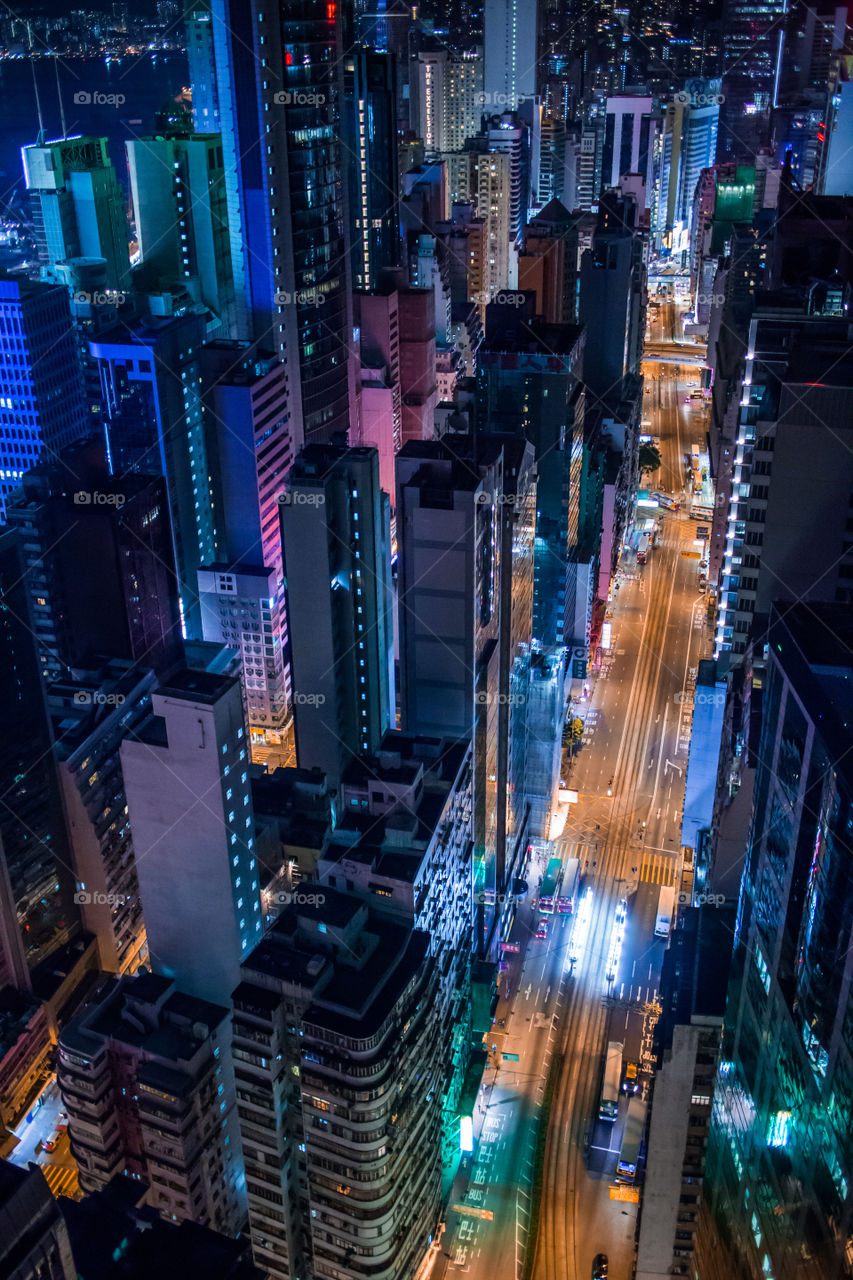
599, 1041, 623, 1121
636, 533, 651, 564
616, 1096, 646, 1181
653, 492, 677, 511
539, 857, 563, 915
557, 858, 581, 914
654, 885, 675, 938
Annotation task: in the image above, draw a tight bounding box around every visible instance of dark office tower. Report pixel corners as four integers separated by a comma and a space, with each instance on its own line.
233, 892, 442, 1280
207, 0, 354, 444
0, 531, 74, 976
720, 0, 788, 148
397, 434, 535, 955
344, 52, 401, 293
483, 0, 538, 109
0, 1162, 76, 1280
702, 602, 853, 1280
579, 190, 647, 400
185, 0, 221, 132
0, 277, 90, 523
21, 137, 132, 295
281, 445, 394, 785
714, 310, 853, 657
476, 298, 587, 650
5, 437, 182, 682
90, 311, 211, 634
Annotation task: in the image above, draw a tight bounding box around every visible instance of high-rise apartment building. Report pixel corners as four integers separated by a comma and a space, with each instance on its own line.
322, 732, 474, 1199
196, 341, 294, 747
517, 198, 582, 324
280, 444, 394, 785
0, 276, 90, 522
48, 662, 156, 976
397, 434, 535, 954
704, 602, 853, 1280
355, 279, 438, 451
120, 668, 263, 1006
21, 136, 131, 294
58, 971, 244, 1234
233, 893, 442, 1280
0, 1162, 76, 1280
126, 130, 238, 334
412, 47, 484, 153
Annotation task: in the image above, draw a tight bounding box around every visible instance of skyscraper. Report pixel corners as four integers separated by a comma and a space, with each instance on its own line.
126, 129, 238, 334
120, 668, 263, 1006
207, 0, 354, 443
704, 601, 853, 1280
21, 137, 131, 294
396, 434, 535, 954
233, 892, 442, 1280
0, 276, 90, 522
344, 51, 401, 293
280, 444, 394, 785
483, 0, 539, 110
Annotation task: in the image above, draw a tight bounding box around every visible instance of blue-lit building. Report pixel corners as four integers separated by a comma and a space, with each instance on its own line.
0, 276, 90, 523
704, 601, 853, 1280
185, 0, 221, 133
207, 0, 354, 444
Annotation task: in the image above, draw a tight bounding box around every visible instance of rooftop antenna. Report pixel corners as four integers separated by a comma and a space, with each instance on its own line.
28, 22, 46, 144
54, 54, 67, 139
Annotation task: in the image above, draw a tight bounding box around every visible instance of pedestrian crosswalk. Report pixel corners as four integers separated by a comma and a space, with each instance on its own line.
551, 837, 589, 865
638, 851, 677, 886
41, 1163, 79, 1199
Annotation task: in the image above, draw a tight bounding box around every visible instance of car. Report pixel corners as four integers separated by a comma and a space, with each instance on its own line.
42, 1128, 62, 1153
621, 1061, 640, 1093
535, 919, 549, 940
592, 1255, 609, 1280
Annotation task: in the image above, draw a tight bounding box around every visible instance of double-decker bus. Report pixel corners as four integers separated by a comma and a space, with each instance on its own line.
616, 1096, 647, 1182
557, 858, 581, 914
539, 857, 563, 915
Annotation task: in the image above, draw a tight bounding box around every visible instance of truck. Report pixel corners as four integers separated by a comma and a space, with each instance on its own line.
616, 1096, 647, 1182
636, 533, 651, 565
599, 1041, 623, 1121
654, 885, 676, 938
